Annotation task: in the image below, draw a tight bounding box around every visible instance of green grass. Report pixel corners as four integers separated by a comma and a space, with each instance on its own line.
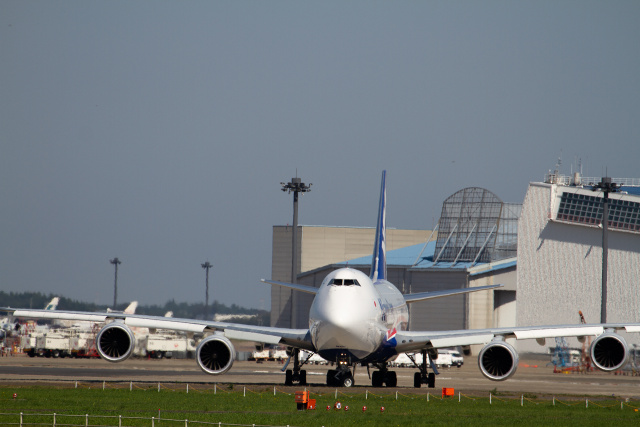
1, 384, 639, 426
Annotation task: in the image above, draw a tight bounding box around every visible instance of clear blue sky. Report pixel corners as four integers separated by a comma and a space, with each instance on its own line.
2, 1, 639, 310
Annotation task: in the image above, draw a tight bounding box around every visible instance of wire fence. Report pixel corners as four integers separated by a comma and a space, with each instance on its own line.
3, 383, 640, 426
0, 412, 300, 427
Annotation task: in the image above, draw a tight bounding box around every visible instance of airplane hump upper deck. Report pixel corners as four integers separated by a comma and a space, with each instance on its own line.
370, 170, 387, 281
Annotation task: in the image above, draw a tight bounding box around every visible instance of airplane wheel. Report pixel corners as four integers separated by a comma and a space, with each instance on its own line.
326, 370, 337, 387
386, 371, 397, 387
299, 370, 307, 385
428, 373, 436, 388
342, 373, 354, 388
372, 371, 383, 387
285, 370, 293, 386
413, 372, 421, 388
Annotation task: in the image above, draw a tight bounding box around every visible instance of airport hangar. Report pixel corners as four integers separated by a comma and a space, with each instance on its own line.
269, 174, 640, 355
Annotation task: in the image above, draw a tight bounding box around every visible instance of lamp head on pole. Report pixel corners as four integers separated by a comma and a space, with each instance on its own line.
281, 177, 312, 194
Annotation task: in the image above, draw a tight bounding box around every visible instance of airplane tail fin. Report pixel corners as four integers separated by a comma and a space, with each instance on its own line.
370, 170, 387, 281
124, 301, 138, 314
44, 297, 60, 311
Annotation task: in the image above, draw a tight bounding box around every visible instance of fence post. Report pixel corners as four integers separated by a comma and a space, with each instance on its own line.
586, 398, 588, 408
458, 392, 461, 403
490, 393, 492, 405
85, 414, 88, 427
335, 389, 337, 399
103, 381, 105, 391
274, 386, 276, 396
53, 413, 56, 426
553, 396, 555, 406
366, 390, 368, 400
158, 383, 161, 392
244, 386, 246, 397
427, 392, 429, 402
152, 417, 155, 427
396, 391, 398, 400
130, 381, 132, 392
20, 412, 23, 427
186, 384, 189, 394
214, 383, 217, 395
521, 395, 523, 406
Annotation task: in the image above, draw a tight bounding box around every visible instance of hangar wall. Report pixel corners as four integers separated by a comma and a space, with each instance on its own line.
516, 181, 640, 352
270, 226, 434, 328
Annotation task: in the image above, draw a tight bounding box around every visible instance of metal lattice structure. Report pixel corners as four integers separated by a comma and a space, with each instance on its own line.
433, 188, 521, 265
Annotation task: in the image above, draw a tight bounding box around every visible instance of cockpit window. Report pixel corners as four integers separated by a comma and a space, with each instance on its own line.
329, 278, 360, 286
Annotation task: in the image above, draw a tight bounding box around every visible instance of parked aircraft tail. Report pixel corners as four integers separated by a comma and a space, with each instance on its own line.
44, 297, 60, 311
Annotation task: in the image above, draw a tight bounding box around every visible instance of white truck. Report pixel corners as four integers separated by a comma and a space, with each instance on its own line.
35, 330, 72, 358
390, 349, 464, 368
146, 333, 188, 359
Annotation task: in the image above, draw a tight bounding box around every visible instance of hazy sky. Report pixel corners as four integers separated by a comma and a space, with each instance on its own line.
2, 1, 639, 310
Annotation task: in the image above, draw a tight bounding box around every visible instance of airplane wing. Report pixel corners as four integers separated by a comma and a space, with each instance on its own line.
1, 308, 314, 351
394, 323, 640, 354
261, 279, 319, 294
403, 284, 503, 303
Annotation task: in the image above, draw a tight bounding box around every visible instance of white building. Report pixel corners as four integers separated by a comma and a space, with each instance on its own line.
516, 173, 640, 352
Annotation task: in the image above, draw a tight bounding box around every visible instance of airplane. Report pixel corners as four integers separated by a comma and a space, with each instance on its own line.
2, 171, 640, 388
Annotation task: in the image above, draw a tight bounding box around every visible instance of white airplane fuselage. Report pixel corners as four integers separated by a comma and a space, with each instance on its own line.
309, 268, 408, 363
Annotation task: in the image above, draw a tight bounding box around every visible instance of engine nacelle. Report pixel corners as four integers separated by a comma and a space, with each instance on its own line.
196, 335, 236, 375
96, 323, 136, 362
478, 341, 519, 381
590, 332, 628, 372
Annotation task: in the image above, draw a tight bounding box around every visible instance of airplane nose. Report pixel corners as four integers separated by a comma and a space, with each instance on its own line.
310, 287, 380, 357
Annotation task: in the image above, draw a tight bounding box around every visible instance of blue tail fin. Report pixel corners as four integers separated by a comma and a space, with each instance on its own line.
370, 171, 387, 281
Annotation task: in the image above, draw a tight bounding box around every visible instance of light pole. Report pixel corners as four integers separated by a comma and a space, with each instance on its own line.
281, 176, 312, 328
592, 177, 621, 323
201, 261, 212, 319
110, 258, 121, 309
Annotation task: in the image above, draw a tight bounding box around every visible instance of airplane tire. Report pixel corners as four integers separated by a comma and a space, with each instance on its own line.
342, 374, 354, 388
299, 370, 307, 385
285, 370, 293, 386
413, 372, 421, 388
386, 371, 397, 387
326, 370, 337, 387
372, 371, 383, 387
428, 373, 436, 388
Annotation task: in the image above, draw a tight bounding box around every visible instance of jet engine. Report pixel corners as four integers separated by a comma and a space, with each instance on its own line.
96, 323, 136, 362
590, 332, 628, 372
196, 335, 236, 375
478, 341, 519, 381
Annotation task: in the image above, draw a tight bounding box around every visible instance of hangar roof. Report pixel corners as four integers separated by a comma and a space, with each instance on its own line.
338, 241, 516, 276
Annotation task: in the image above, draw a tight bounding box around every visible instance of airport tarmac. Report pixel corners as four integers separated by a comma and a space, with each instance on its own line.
1, 354, 638, 398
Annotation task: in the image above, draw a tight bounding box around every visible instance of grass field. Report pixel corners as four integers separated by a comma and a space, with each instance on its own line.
1, 384, 639, 426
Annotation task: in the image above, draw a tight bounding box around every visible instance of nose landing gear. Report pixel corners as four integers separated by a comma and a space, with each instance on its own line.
326, 353, 355, 387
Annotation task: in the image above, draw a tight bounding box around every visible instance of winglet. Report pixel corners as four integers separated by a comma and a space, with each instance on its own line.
370, 170, 387, 281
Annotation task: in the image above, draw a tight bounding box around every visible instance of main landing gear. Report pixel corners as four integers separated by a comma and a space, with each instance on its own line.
371, 362, 398, 387
411, 349, 437, 388
284, 348, 307, 386
326, 353, 355, 387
